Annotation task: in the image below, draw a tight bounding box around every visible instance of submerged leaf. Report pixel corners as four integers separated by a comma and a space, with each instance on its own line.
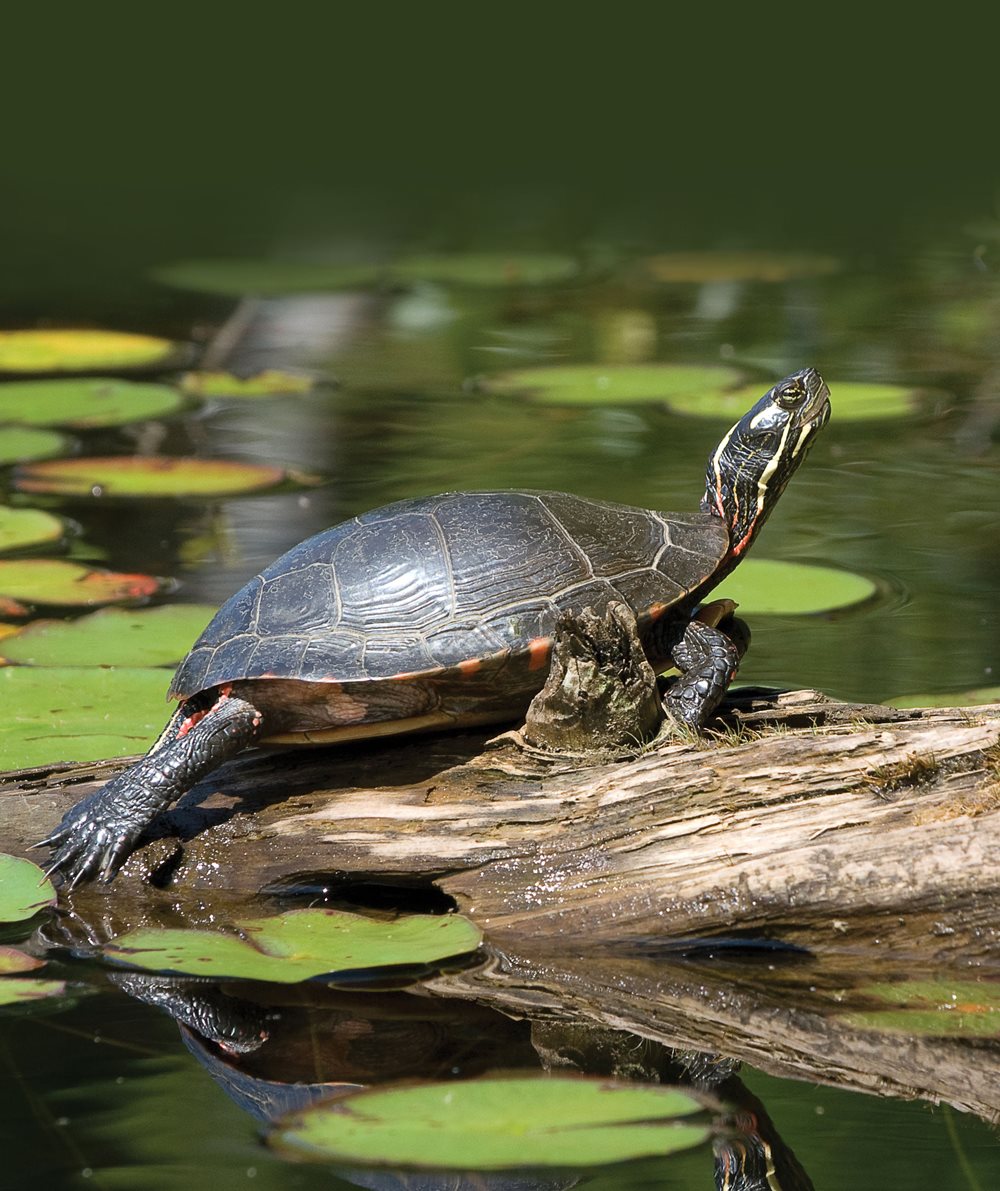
714, 559, 878, 615
14, 456, 288, 498
484, 363, 743, 407
0, 854, 57, 922
0, 378, 187, 428
272, 1075, 710, 1169
104, 908, 483, 983
0, 559, 163, 607
0, 507, 65, 555
843, 980, 1000, 1037
0, 604, 215, 667
0, 426, 69, 465
0, 330, 185, 373
0, 978, 66, 1006
0, 946, 44, 974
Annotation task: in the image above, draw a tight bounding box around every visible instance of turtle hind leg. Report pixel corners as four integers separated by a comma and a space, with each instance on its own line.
39, 690, 264, 888
663, 613, 749, 733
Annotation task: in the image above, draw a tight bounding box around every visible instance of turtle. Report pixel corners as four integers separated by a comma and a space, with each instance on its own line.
40, 367, 830, 887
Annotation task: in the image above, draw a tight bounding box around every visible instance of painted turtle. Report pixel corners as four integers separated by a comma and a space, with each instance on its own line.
41, 368, 830, 886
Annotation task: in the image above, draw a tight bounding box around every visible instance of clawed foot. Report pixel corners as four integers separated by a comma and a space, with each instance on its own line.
35, 791, 149, 889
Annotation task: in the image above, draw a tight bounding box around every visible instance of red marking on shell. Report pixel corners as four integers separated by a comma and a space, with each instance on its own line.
645, 601, 668, 621
527, 637, 551, 671
457, 658, 482, 676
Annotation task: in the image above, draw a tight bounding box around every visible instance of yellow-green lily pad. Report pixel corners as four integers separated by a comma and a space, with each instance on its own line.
0, 378, 187, 428
642, 251, 840, 283
0, 330, 185, 374
0, 559, 163, 607
0, 947, 44, 974
14, 456, 289, 498
0, 604, 215, 667
180, 370, 317, 398
719, 379, 922, 422
152, 259, 383, 296
0, 854, 57, 922
0, 666, 168, 767
272, 1075, 710, 1169
484, 363, 743, 407
0, 978, 67, 1006
0, 426, 69, 465
842, 980, 1000, 1037
714, 559, 878, 615
391, 252, 580, 287
0, 507, 65, 554
889, 685, 1000, 709
103, 908, 483, 983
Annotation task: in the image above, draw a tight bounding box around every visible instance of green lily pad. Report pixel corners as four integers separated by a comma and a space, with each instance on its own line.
0, 330, 185, 374
0, 854, 57, 922
0, 977, 66, 1006
722, 379, 922, 422
0, 666, 168, 767
153, 259, 383, 296
0, 426, 69, 465
272, 1075, 710, 1169
180, 370, 317, 398
103, 908, 483, 983
0, 604, 215, 667
842, 980, 1000, 1037
14, 456, 289, 498
0, 378, 187, 428
0, 507, 65, 554
391, 252, 580, 287
714, 559, 878, 615
643, 251, 840, 283
0, 946, 44, 974
889, 686, 1000, 709
0, 560, 164, 607
484, 363, 743, 407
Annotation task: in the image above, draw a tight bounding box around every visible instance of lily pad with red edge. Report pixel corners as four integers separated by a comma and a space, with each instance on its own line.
713, 559, 879, 616
0, 507, 65, 555
0, 947, 44, 974
180, 370, 318, 398
0, 978, 67, 1006
0, 378, 187, 428
152, 258, 384, 296
103, 908, 483, 983
271, 1075, 711, 1169
0, 426, 70, 465
0, 559, 163, 607
0, 854, 57, 922
0, 604, 216, 667
841, 979, 1000, 1037
0, 666, 168, 767
14, 456, 290, 499
0, 329, 187, 374
483, 363, 744, 407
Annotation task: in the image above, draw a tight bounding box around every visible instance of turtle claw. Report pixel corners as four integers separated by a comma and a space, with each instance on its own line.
39, 792, 144, 889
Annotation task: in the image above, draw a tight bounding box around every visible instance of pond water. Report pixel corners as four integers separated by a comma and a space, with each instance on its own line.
2, 216, 1000, 1188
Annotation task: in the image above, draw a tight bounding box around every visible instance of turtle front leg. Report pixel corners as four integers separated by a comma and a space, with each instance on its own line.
663, 607, 750, 732
39, 689, 264, 888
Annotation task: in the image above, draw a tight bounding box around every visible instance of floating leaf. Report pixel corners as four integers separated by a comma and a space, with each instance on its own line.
843, 980, 1000, 1037
0, 947, 44, 974
0, 854, 57, 922
714, 559, 878, 615
0, 560, 163, 607
0, 330, 185, 374
272, 1076, 710, 1169
484, 363, 742, 407
180, 370, 317, 399
721, 379, 922, 422
643, 251, 840, 283
0, 604, 215, 667
391, 252, 580, 287
0, 507, 65, 555
0, 426, 69, 465
104, 908, 483, 983
889, 685, 1000, 709
14, 456, 288, 499
0, 666, 168, 767
0, 378, 187, 428
0, 978, 66, 1006
153, 259, 382, 296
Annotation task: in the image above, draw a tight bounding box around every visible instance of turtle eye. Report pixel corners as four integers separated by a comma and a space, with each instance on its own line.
775, 379, 806, 409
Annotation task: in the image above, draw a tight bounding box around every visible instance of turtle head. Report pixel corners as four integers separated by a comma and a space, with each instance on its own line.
703, 367, 830, 558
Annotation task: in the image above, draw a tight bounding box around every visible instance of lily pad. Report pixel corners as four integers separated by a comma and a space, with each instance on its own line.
272, 1075, 710, 1169
0, 666, 168, 767
0, 426, 69, 465
0, 330, 185, 374
0, 507, 65, 554
0, 604, 215, 667
843, 980, 1000, 1037
721, 379, 922, 422
714, 559, 878, 615
153, 259, 383, 296
180, 370, 317, 398
391, 252, 580, 287
0, 978, 66, 1006
14, 456, 289, 499
484, 363, 743, 407
643, 251, 840, 283
103, 908, 483, 983
0, 560, 163, 607
0, 947, 44, 974
889, 685, 1000, 709
0, 854, 57, 922
0, 378, 187, 428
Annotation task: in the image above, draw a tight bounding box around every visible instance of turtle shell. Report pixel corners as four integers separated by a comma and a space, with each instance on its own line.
169, 491, 729, 704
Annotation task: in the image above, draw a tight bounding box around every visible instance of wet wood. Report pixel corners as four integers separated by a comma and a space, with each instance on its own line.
4, 688, 1000, 965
